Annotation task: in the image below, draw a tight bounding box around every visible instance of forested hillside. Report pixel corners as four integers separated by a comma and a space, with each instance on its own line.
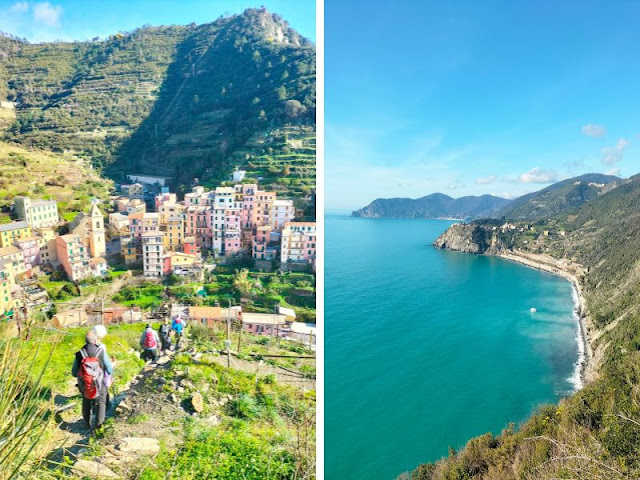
0, 8, 315, 192
496, 173, 620, 221
411, 175, 640, 479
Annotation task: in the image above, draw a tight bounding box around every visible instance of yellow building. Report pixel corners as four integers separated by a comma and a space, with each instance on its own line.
0, 221, 31, 248
120, 236, 139, 266
0, 265, 14, 316
164, 216, 184, 251
167, 252, 197, 269
0, 245, 26, 278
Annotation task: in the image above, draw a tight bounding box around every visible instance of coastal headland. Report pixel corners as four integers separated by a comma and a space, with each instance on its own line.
433, 223, 600, 387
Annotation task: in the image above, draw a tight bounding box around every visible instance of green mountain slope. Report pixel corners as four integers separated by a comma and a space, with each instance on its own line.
413, 175, 640, 479
496, 173, 620, 221
0, 8, 315, 194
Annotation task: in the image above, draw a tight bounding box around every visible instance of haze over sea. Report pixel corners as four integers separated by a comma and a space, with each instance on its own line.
325, 215, 581, 479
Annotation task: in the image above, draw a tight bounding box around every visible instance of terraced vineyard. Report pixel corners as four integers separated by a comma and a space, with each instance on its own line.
0, 141, 112, 223
0, 9, 315, 189
212, 125, 316, 207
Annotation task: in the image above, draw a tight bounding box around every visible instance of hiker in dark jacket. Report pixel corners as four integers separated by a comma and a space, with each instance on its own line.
158, 319, 172, 352
71, 330, 113, 432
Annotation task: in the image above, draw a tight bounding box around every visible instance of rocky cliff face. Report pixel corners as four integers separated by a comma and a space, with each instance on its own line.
433, 223, 506, 255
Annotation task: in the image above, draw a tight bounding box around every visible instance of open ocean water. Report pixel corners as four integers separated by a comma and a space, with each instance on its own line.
325, 215, 581, 479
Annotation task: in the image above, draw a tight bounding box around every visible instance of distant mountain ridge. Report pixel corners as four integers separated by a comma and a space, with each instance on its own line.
352, 193, 511, 220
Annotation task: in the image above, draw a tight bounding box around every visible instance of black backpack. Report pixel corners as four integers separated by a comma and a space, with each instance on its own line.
159, 324, 170, 337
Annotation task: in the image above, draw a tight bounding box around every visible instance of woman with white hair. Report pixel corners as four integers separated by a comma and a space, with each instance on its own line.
91, 325, 115, 407
71, 329, 114, 433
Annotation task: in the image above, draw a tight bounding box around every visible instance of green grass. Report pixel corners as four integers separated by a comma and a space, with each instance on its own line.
23, 323, 146, 393
136, 331, 316, 479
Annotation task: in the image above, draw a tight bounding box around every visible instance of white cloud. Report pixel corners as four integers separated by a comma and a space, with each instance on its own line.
448, 181, 465, 190
518, 167, 558, 184
491, 191, 523, 200
9, 2, 29, 13
33, 2, 63, 27
602, 138, 629, 165
606, 168, 620, 176
476, 175, 496, 185
581, 123, 606, 138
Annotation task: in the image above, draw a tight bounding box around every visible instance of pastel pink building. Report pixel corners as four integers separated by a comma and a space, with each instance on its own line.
186, 206, 209, 248
241, 184, 257, 229
56, 234, 91, 281
224, 230, 242, 257
128, 212, 145, 237
252, 225, 278, 260
14, 236, 41, 272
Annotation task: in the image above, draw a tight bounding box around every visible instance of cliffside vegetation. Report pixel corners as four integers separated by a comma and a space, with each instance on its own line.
0, 141, 113, 223
410, 175, 640, 479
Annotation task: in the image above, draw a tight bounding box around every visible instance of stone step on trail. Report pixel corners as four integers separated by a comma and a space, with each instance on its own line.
71, 459, 119, 479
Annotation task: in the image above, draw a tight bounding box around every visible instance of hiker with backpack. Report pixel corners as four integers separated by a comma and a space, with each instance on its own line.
71, 329, 113, 433
171, 317, 185, 351
91, 325, 115, 407
158, 319, 172, 352
140, 324, 161, 361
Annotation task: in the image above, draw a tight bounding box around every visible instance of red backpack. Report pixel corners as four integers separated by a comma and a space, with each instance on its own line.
77, 346, 104, 400
143, 330, 157, 349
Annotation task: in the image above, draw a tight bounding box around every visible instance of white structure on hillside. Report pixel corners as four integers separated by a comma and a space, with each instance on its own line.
14, 196, 59, 229
232, 170, 247, 182
270, 199, 295, 230
127, 174, 171, 187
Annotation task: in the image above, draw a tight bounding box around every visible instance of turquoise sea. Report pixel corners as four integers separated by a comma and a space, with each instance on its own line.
325, 215, 581, 479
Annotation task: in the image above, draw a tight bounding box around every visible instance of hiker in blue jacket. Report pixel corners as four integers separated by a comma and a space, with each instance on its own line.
171, 317, 184, 350
71, 329, 113, 433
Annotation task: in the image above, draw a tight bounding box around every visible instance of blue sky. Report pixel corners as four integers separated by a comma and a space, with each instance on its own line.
326, 1, 640, 210
0, 0, 315, 42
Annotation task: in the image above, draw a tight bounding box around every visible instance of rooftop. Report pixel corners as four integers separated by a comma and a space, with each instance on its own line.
0, 246, 20, 256
189, 306, 222, 318
31, 199, 57, 207
141, 230, 163, 236
59, 234, 81, 242
0, 221, 29, 232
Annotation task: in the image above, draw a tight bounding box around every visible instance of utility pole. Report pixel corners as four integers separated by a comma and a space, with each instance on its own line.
100, 296, 104, 326
226, 298, 231, 368
236, 311, 243, 355
270, 303, 277, 350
